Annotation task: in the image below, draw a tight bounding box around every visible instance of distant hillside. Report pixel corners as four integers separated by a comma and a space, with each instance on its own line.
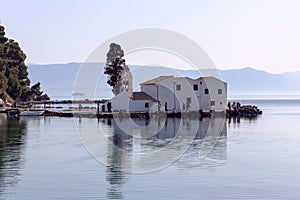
28, 63, 300, 100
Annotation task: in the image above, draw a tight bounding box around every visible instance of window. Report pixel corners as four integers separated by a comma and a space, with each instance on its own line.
205, 89, 209, 94
200, 81, 202, 85
186, 97, 191, 103
145, 102, 149, 108
176, 84, 181, 91
211, 101, 215, 106
193, 84, 198, 91
218, 89, 222, 94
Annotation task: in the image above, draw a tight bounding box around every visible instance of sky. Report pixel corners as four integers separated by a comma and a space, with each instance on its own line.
1, 0, 300, 74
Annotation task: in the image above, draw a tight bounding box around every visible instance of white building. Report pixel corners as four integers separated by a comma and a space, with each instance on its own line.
108, 75, 227, 113
105, 91, 159, 113
195, 77, 227, 111
129, 92, 159, 113
140, 76, 227, 112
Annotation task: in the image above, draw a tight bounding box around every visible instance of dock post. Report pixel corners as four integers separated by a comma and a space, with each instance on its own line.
97, 101, 100, 114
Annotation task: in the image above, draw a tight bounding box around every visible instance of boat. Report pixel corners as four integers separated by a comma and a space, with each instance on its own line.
6, 109, 20, 118
19, 110, 45, 116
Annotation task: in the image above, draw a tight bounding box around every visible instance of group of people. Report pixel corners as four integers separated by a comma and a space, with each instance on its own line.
181, 102, 191, 112
163, 101, 191, 112
227, 101, 241, 111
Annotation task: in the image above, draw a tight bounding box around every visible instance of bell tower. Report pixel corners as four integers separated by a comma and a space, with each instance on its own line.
121, 65, 133, 96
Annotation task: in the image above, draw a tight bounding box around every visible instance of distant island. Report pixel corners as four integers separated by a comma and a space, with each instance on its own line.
27, 63, 300, 100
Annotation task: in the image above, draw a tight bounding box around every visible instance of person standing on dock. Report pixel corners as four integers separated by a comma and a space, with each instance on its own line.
232, 102, 237, 111
107, 102, 112, 113
79, 101, 82, 111
237, 101, 241, 110
228, 102, 231, 110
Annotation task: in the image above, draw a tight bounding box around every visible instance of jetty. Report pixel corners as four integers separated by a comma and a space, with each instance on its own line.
1, 100, 262, 120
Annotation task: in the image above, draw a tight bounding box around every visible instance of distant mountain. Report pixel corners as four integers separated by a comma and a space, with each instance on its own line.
280, 71, 300, 81
28, 63, 300, 100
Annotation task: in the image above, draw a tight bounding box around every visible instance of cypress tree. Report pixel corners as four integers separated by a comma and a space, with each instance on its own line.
104, 43, 126, 95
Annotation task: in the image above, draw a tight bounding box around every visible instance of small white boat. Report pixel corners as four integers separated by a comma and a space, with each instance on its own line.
19, 110, 45, 116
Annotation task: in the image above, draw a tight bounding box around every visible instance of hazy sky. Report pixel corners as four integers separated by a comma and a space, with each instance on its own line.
1, 0, 300, 73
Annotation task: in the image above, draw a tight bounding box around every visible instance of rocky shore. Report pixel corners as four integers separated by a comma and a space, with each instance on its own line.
226, 102, 263, 119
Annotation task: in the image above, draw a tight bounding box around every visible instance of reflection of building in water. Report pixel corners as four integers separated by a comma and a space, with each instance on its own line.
0, 114, 27, 193
104, 118, 132, 200
103, 117, 227, 168
150, 117, 227, 168
154, 117, 226, 141
102, 117, 227, 197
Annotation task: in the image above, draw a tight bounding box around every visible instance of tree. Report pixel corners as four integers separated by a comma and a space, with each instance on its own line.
0, 24, 36, 102
7, 72, 22, 99
0, 26, 8, 95
104, 43, 126, 95
30, 82, 43, 98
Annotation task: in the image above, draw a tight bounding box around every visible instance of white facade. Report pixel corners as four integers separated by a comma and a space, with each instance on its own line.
174, 77, 199, 112
110, 92, 130, 112
120, 65, 133, 97
197, 77, 227, 111
108, 92, 159, 113
108, 75, 227, 113
140, 76, 176, 111
140, 76, 227, 112
129, 100, 158, 113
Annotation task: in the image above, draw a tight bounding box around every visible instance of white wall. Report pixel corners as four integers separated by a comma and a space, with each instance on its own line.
200, 77, 227, 111
141, 76, 227, 112
173, 77, 227, 111
121, 68, 133, 96
129, 100, 156, 113
174, 78, 200, 112
111, 92, 130, 112
141, 77, 176, 112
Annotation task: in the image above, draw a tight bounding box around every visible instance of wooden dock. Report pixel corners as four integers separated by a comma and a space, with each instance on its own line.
45, 109, 98, 118
10, 109, 212, 119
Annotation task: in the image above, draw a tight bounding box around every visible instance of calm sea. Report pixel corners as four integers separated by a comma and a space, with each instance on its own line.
1, 99, 300, 199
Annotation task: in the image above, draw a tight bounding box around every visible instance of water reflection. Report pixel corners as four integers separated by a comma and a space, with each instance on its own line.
227, 115, 259, 124
100, 117, 227, 199
0, 114, 27, 194
106, 118, 132, 200
176, 117, 227, 169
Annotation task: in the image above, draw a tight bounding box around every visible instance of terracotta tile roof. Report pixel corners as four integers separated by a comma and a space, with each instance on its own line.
196, 76, 227, 84
174, 77, 194, 81
131, 92, 158, 102
140, 76, 173, 85
196, 76, 213, 81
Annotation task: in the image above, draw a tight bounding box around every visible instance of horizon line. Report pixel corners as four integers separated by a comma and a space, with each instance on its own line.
26, 61, 300, 75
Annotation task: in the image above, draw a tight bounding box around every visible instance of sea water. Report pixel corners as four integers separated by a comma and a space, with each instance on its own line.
0, 99, 300, 199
